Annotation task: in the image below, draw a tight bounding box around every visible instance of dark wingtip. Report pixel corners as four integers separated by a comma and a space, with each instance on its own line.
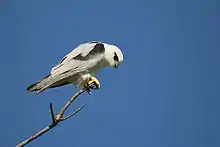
26, 82, 39, 92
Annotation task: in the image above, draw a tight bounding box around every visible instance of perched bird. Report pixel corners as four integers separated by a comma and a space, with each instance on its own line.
27, 41, 124, 94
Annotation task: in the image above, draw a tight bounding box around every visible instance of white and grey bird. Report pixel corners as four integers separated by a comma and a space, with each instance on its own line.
27, 41, 123, 94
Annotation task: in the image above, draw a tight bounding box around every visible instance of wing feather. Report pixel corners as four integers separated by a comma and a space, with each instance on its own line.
27, 41, 107, 94
51, 42, 105, 76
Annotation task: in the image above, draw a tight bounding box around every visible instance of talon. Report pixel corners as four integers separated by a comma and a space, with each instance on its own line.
84, 85, 92, 95
87, 76, 100, 89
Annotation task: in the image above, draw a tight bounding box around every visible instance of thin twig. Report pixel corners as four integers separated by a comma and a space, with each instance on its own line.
17, 87, 91, 147
49, 103, 55, 123
61, 104, 86, 121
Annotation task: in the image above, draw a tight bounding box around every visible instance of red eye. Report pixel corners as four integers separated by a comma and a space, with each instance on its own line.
114, 52, 119, 62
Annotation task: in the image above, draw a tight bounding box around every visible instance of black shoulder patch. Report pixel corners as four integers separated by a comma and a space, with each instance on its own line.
73, 43, 105, 61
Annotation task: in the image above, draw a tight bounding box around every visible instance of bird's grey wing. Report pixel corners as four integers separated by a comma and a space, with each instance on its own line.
51, 42, 105, 76
27, 42, 106, 94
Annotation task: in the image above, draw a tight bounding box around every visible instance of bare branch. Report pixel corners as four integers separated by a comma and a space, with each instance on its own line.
49, 103, 55, 123
17, 87, 92, 147
61, 104, 86, 121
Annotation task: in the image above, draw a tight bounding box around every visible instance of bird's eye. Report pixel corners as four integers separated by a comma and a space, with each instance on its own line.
114, 52, 119, 62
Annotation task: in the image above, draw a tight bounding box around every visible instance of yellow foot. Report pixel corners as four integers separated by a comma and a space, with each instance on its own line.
87, 76, 100, 89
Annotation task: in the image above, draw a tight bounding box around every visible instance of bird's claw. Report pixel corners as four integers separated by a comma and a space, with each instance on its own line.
84, 76, 100, 94
87, 76, 100, 89
84, 85, 92, 95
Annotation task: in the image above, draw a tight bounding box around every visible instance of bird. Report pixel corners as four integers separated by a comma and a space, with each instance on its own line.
27, 41, 124, 94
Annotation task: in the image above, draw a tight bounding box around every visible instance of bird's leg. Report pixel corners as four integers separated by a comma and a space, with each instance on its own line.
87, 76, 100, 89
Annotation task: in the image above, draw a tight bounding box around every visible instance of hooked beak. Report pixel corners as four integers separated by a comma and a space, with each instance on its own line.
114, 64, 119, 69
114, 61, 122, 68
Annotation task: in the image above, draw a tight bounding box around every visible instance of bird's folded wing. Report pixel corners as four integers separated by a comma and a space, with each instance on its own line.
51, 42, 105, 76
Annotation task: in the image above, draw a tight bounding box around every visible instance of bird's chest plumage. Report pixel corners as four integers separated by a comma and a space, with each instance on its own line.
73, 58, 107, 87
88, 59, 107, 75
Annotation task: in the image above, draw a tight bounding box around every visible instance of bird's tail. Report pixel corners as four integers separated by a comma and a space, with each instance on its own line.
27, 74, 52, 94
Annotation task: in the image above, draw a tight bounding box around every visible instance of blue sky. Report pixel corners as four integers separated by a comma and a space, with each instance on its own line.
1, 0, 219, 146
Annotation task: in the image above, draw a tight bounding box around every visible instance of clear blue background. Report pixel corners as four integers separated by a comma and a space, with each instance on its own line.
1, 0, 219, 146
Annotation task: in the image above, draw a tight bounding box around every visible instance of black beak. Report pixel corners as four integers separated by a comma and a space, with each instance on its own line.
114, 64, 118, 68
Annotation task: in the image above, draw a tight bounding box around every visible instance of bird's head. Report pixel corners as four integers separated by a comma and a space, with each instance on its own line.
104, 44, 123, 68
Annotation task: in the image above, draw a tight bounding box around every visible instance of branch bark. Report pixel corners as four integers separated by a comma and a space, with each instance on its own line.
17, 87, 92, 147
